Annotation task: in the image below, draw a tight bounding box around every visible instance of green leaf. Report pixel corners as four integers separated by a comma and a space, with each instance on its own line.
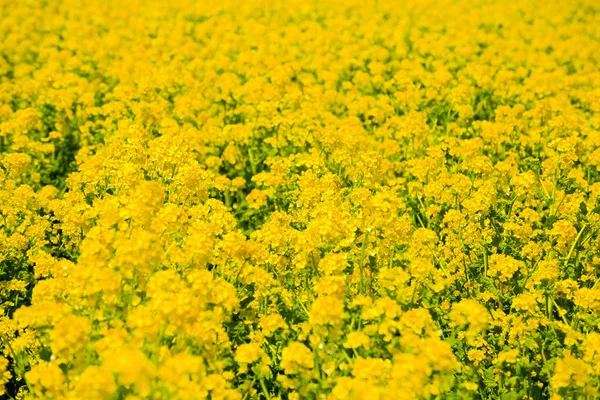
483, 367, 497, 388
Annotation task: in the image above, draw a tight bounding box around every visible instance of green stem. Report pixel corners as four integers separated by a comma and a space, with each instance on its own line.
564, 223, 587, 268
1, 334, 25, 376
552, 298, 570, 327
552, 192, 567, 216
359, 230, 370, 294
259, 377, 271, 400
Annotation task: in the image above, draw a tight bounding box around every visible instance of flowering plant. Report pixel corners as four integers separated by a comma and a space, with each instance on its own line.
1, 0, 600, 399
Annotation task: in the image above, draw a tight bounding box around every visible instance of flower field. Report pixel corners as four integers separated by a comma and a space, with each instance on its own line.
1, 0, 600, 398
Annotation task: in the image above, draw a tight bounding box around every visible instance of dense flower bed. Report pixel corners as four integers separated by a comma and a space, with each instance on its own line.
1, 0, 600, 398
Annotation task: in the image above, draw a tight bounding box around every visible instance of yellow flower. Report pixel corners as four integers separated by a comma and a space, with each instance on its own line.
450, 299, 489, 343
1, 153, 31, 177
259, 313, 288, 337
50, 314, 92, 361
309, 296, 345, 327
235, 343, 262, 364
551, 352, 589, 389
26, 361, 66, 398
0, 356, 11, 397
344, 332, 371, 350
70, 366, 117, 400
281, 342, 314, 375
488, 254, 523, 282
574, 288, 600, 312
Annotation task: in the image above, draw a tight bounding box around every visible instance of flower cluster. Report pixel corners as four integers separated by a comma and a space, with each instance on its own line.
1, 0, 600, 399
